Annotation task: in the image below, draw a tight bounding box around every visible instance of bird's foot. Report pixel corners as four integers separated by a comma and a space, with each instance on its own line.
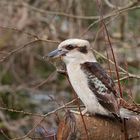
70, 109, 89, 116
81, 108, 90, 116
57, 69, 67, 75
70, 110, 80, 115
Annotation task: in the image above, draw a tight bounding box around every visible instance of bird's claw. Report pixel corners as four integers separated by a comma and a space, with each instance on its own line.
70, 109, 90, 116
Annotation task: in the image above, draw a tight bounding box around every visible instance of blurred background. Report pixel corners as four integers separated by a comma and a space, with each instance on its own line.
0, 0, 140, 139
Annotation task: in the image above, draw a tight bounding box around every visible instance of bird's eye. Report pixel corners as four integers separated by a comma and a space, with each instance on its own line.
65, 45, 74, 50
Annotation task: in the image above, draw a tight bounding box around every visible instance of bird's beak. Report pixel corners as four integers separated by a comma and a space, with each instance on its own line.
47, 49, 66, 59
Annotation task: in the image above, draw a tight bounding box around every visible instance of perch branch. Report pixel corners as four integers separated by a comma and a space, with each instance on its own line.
57, 112, 140, 140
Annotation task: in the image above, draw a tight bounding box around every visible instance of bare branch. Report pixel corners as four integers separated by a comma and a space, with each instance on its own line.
57, 112, 140, 140
104, 0, 137, 9
82, 5, 140, 35
0, 39, 59, 63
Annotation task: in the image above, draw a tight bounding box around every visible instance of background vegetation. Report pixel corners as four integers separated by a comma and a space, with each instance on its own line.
0, 0, 139, 139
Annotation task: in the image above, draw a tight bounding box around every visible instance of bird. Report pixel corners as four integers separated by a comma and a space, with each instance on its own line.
47, 38, 140, 118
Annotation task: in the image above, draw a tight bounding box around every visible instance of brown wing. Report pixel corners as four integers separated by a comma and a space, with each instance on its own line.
81, 62, 119, 114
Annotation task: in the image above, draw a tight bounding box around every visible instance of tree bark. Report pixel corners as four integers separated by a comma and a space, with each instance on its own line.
57, 112, 140, 140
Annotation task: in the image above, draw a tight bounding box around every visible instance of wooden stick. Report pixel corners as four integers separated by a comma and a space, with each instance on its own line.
57, 112, 140, 140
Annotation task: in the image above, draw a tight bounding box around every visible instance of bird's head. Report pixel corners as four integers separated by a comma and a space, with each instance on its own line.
48, 39, 96, 64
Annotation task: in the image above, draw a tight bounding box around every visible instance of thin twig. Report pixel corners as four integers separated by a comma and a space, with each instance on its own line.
104, 0, 135, 9
0, 25, 39, 39
3, 1, 139, 20
0, 106, 44, 117
115, 74, 140, 82
0, 130, 11, 140
98, 12, 123, 97
33, 71, 57, 89
92, 49, 140, 82
92, 49, 126, 73
82, 5, 140, 35
0, 39, 59, 63
22, 2, 99, 20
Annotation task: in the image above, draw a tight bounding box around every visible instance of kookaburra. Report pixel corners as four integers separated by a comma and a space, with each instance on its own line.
47, 39, 140, 118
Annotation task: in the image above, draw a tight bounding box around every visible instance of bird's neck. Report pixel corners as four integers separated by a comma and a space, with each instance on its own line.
66, 51, 97, 88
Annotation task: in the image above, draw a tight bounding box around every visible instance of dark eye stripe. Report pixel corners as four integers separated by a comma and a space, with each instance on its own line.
78, 46, 87, 53
65, 45, 75, 50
